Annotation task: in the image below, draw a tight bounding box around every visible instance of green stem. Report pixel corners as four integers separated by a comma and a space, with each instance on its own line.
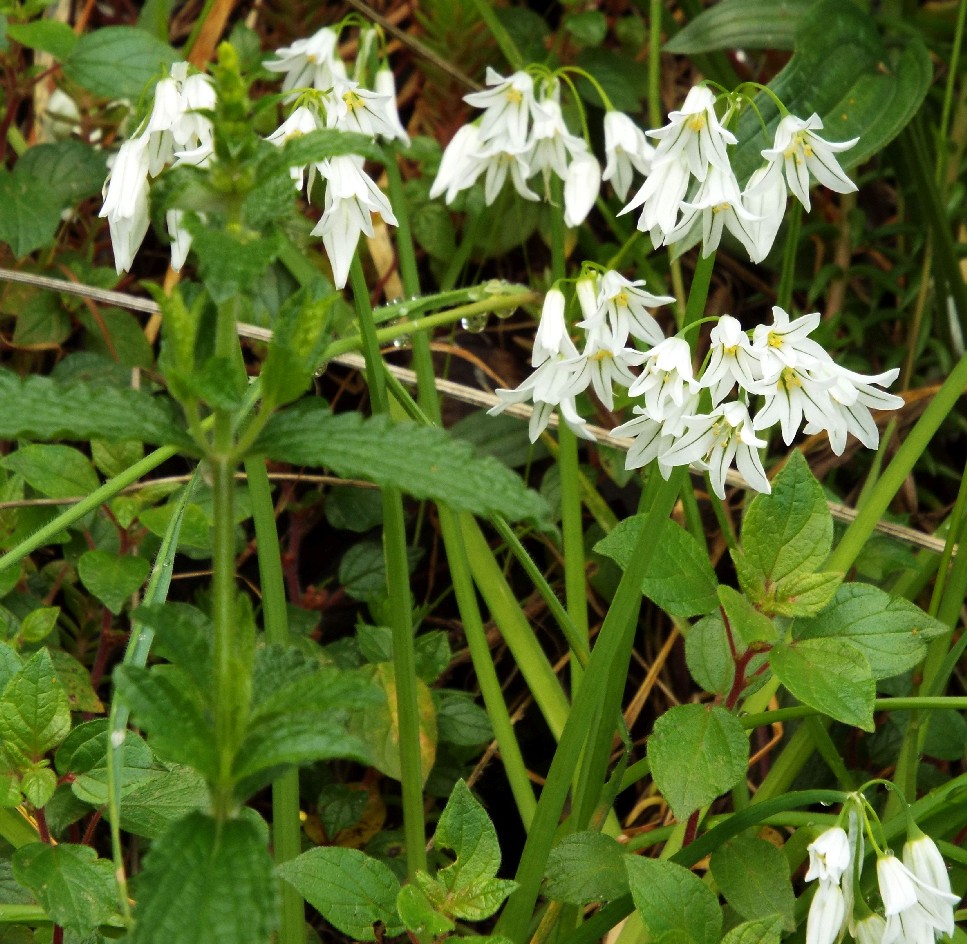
495, 470, 684, 944
741, 697, 967, 730
245, 457, 304, 944
466, 0, 524, 69
776, 201, 802, 312
349, 257, 425, 876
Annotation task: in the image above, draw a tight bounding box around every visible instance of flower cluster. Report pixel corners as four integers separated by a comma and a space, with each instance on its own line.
489, 274, 903, 498
100, 62, 216, 273
430, 67, 654, 225
622, 85, 860, 262
805, 821, 960, 944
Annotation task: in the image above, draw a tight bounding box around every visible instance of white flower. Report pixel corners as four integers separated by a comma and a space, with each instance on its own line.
660, 400, 770, 499
902, 834, 959, 938
374, 67, 410, 145
166, 209, 193, 272
311, 155, 398, 288
751, 306, 832, 376
525, 97, 586, 190
647, 85, 736, 182
760, 113, 858, 212
326, 80, 399, 139
173, 72, 216, 148
532, 288, 569, 367
464, 68, 540, 151
744, 163, 788, 260
99, 136, 152, 274
620, 156, 691, 240
566, 336, 638, 411
878, 855, 921, 916
805, 827, 852, 885
627, 336, 700, 418
563, 151, 601, 227
267, 105, 321, 189
603, 111, 653, 200
806, 881, 847, 944
750, 364, 840, 446
702, 315, 761, 404
430, 124, 487, 203
263, 27, 344, 93
612, 392, 698, 477
478, 145, 539, 205
663, 163, 761, 260
589, 270, 673, 348
854, 914, 887, 944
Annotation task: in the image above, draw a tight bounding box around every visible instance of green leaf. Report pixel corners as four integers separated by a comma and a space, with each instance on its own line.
720, 915, 786, 944
12, 843, 117, 936
396, 883, 454, 937
418, 779, 516, 920
50, 648, 104, 713
324, 485, 383, 532
436, 692, 493, 746
0, 370, 190, 447
339, 540, 421, 603
20, 766, 56, 808
113, 665, 217, 778
664, 0, 811, 53
280, 129, 384, 166
189, 224, 283, 304
648, 704, 749, 821
18, 607, 59, 644
6, 20, 78, 59
1, 444, 97, 500
595, 518, 719, 617
565, 11, 608, 46
738, 452, 834, 610
63, 27, 179, 99
625, 856, 723, 944
765, 570, 843, 618
0, 167, 63, 258
78, 550, 150, 615
117, 765, 209, 839
254, 401, 550, 524
16, 141, 107, 205
0, 650, 71, 764
770, 638, 875, 730
685, 614, 735, 696
709, 838, 795, 931
717, 586, 777, 646
730, 1, 932, 180
278, 847, 403, 940
130, 812, 277, 944
544, 832, 629, 904
793, 583, 948, 679
0, 643, 23, 692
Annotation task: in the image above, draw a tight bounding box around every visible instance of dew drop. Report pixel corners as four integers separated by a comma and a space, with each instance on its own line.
461, 313, 489, 334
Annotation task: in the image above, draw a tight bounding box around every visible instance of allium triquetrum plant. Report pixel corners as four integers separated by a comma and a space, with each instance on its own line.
0, 3, 963, 944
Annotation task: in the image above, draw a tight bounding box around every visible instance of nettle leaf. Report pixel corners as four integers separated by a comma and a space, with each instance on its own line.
770, 637, 875, 730
720, 915, 786, 944
765, 570, 843, 618
189, 223, 284, 304
254, 401, 549, 525
544, 832, 629, 904
78, 550, 151, 615
625, 856, 723, 944
19, 606, 59, 644
594, 517, 719, 617
737, 452, 836, 613
397, 884, 454, 937
63, 27, 179, 99
648, 704, 749, 821
17, 141, 107, 206
793, 583, 948, 679
6, 20, 79, 59
12, 843, 118, 936
0, 166, 63, 257
664, 0, 811, 54
417, 779, 517, 921
117, 765, 209, 839
281, 129, 384, 166
717, 586, 777, 646
21, 765, 57, 807
0, 370, 190, 447
1, 444, 98, 499
709, 837, 795, 931
278, 847, 404, 941
685, 614, 735, 696
0, 649, 71, 764
130, 812, 277, 944
730, 0, 932, 180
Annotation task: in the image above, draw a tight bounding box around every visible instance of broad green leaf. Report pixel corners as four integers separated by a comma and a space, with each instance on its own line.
6, 20, 78, 59
129, 812, 276, 944
0, 370, 190, 447
117, 765, 208, 839
13, 844, 117, 935
544, 832, 629, 904
717, 586, 777, 646
278, 847, 403, 940
739, 452, 833, 606
565, 11, 608, 46
325, 485, 383, 532
339, 540, 422, 603
664, 0, 811, 53
793, 583, 948, 679
595, 517, 719, 617
11, 291, 71, 347
189, 224, 283, 304
16, 141, 106, 206
50, 649, 104, 713
625, 856, 723, 944
356, 626, 452, 683
113, 665, 217, 778
18, 607, 59, 644
436, 692, 493, 746
730, 1, 932, 180
21, 766, 56, 808
0, 650, 71, 764
281, 129, 384, 166
92, 438, 144, 480
255, 402, 550, 525
720, 915, 786, 944
765, 570, 843, 618
78, 550, 150, 615
1, 444, 98, 499
709, 838, 795, 930
0, 643, 23, 692
396, 883, 454, 937
685, 614, 735, 696
770, 638, 875, 730
648, 704, 749, 821
0, 167, 63, 257
63, 27, 179, 99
